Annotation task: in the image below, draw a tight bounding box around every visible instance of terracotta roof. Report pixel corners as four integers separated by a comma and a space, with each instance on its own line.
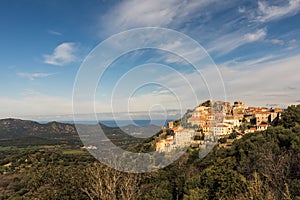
259, 124, 268, 127
215, 124, 228, 128
172, 127, 179, 131
188, 117, 206, 121
165, 139, 174, 143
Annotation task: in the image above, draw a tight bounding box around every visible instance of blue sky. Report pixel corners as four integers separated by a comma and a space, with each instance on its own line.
1, 0, 300, 121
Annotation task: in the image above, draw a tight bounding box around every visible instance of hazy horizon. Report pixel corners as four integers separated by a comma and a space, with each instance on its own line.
1, 0, 300, 120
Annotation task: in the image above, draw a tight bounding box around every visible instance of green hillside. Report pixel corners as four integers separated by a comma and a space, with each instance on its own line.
0, 105, 300, 199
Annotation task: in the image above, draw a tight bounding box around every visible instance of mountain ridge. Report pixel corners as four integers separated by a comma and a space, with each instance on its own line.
0, 118, 161, 148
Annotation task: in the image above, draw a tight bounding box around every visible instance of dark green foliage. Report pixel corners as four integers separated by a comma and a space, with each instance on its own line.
218, 137, 227, 144
25, 165, 89, 200
228, 131, 238, 139
199, 165, 247, 199
201, 100, 213, 107
1, 105, 300, 199
193, 135, 203, 140
278, 105, 300, 128
183, 106, 300, 199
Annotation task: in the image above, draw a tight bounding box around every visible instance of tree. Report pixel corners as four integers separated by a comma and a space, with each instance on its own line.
218, 138, 227, 144
228, 131, 238, 139
278, 105, 300, 128
25, 165, 89, 200
201, 100, 213, 107
83, 162, 142, 200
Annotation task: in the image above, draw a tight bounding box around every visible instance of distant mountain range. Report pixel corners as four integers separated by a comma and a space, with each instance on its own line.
0, 118, 161, 148
0, 118, 76, 138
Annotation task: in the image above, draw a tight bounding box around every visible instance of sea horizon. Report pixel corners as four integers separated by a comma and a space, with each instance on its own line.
38, 119, 174, 127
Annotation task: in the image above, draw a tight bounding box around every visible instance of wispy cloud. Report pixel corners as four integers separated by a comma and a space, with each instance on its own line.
289, 39, 297, 45
208, 29, 267, 55
140, 53, 300, 109
17, 72, 54, 80
99, 0, 226, 36
256, 0, 300, 22
43, 42, 77, 66
7, 55, 300, 119
48, 30, 62, 36
238, 6, 246, 13
244, 29, 267, 42
218, 54, 300, 106
221, 54, 275, 68
0, 91, 73, 118
270, 39, 285, 45
287, 39, 298, 49
100, 0, 278, 58
157, 39, 208, 64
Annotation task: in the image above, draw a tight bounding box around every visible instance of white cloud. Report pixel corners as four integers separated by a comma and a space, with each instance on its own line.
142, 53, 300, 109
238, 6, 246, 13
43, 42, 77, 66
256, 0, 300, 22
0, 92, 73, 119
288, 39, 297, 48
48, 30, 62, 36
157, 40, 208, 64
99, 0, 219, 35
6, 54, 300, 120
287, 39, 298, 50
99, 0, 273, 58
244, 29, 267, 42
17, 72, 54, 80
208, 29, 267, 55
222, 55, 275, 68
0, 90, 106, 121
218, 54, 300, 107
289, 39, 297, 45
270, 39, 285, 45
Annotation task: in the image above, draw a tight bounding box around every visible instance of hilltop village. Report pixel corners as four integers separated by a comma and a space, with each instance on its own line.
156, 100, 282, 152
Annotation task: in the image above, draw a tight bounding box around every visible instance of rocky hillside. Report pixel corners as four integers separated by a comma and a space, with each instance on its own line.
0, 118, 76, 139
0, 118, 160, 148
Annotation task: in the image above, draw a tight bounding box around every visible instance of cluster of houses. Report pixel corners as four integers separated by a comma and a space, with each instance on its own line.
156, 100, 282, 152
